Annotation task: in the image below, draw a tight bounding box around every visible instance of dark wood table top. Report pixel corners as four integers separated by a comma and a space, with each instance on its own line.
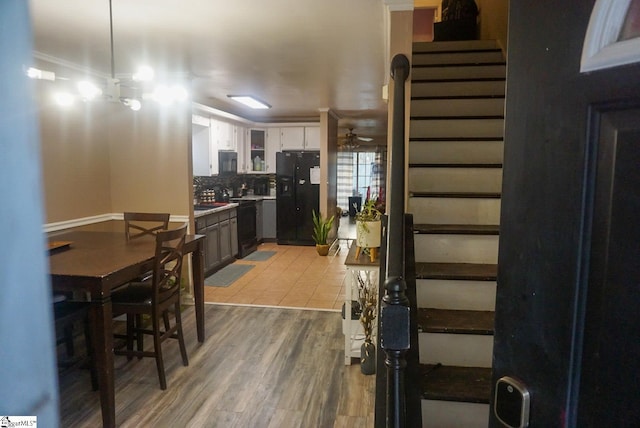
48, 230, 204, 295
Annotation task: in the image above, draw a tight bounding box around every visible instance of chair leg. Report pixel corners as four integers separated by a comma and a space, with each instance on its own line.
163, 311, 171, 332
125, 314, 135, 361
63, 323, 75, 357
135, 314, 144, 359
152, 314, 167, 390
174, 302, 189, 367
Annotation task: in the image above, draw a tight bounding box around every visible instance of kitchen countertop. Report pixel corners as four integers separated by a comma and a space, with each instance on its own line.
230, 195, 276, 201
193, 202, 239, 218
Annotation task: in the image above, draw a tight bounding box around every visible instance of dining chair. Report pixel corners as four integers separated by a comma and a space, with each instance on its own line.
53, 294, 98, 390
123, 212, 171, 284
111, 223, 189, 390
124, 212, 170, 241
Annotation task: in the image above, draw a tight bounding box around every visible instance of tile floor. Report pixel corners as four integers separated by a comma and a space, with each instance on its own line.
203, 238, 355, 311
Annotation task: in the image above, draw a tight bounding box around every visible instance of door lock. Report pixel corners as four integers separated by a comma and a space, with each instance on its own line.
494, 376, 530, 428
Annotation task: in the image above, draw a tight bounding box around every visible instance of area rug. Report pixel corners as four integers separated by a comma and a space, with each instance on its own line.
205, 264, 255, 287
241, 250, 276, 262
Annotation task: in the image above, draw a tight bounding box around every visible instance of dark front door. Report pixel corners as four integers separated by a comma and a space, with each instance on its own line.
492, 1, 640, 427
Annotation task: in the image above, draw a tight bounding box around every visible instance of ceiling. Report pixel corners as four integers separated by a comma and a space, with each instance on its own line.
29, 0, 391, 144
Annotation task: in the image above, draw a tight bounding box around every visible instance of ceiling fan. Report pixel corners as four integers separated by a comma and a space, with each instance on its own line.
338, 128, 373, 150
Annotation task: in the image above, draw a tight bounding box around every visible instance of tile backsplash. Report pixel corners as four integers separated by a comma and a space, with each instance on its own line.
193, 174, 275, 200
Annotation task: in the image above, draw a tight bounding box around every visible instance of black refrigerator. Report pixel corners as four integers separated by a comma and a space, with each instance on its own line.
276, 151, 320, 245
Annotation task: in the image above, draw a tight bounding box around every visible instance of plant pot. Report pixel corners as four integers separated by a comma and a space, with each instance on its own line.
316, 244, 330, 256
360, 340, 376, 375
356, 220, 382, 248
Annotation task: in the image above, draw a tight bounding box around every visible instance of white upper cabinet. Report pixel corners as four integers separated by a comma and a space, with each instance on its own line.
212, 119, 236, 151
264, 128, 279, 173
192, 114, 213, 176
236, 126, 247, 173
304, 126, 320, 150
280, 126, 305, 151
279, 126, 320, 151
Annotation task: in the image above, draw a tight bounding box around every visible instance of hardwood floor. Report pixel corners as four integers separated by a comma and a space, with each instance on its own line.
59, 304, 375, 427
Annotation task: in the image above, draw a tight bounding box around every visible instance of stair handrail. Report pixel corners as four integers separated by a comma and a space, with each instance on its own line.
380, 53, 411, 428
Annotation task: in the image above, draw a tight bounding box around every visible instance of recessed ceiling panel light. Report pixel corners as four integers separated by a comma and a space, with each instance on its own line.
228, 95, 271, 109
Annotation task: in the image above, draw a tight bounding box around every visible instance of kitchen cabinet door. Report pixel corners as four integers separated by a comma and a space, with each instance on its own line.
265, 128, 280, 173
192, 117, 212, 176
212, 119, 235, 151
219, 219, 232, 264
230, 215, 238, 256
255, 201, 264, 242
205, 223, 220, 273
263, 199, 277, 240
280, 127, 305, 151
249, 128, 268, 173
304, 126, 320, 150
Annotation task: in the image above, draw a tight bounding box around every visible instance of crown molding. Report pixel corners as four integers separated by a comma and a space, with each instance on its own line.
384, 0, 414, 12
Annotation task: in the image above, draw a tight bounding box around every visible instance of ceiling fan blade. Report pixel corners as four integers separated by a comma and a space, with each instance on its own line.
357, 136, 373, 142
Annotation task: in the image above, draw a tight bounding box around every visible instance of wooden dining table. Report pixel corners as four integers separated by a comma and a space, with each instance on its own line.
48, 230, 206, 428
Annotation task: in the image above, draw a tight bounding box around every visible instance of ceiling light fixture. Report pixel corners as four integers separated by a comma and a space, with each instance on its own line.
228, 95, 271, 109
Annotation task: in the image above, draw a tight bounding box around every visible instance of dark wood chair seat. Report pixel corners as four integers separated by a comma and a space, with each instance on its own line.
112, 223, 189, 390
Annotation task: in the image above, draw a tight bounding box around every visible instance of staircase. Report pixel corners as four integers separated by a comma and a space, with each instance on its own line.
408, 40, 505, 427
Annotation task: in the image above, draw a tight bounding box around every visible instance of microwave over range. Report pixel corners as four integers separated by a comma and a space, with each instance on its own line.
218, 151, 237, 176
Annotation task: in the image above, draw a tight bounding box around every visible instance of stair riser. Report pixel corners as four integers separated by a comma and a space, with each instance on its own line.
417, 279, 496, 311
420, 333, 493, 366
421, 401, 490, 428
413, 40, 499, 52
409, 140, 504, 164
409, 197, 501, 225
414, 234, 499, 264
409, 168, 503, 193
411, 97, 505, 117
412, 64, 506, 80
412, 80, 505, 97
411, 118, 504, 139
413, 51, 505, 65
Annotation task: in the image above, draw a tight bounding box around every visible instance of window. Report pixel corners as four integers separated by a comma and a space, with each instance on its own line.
336, 150, 386, 212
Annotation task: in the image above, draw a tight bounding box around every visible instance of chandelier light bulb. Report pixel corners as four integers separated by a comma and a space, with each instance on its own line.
54, 91, 75, 107
132, 66, 154, 82
77, 80, 103, 100
128, 98, 142, 111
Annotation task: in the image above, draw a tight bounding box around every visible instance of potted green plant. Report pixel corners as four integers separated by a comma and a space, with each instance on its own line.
354, 197, 383, 251
312, 209, 334, 256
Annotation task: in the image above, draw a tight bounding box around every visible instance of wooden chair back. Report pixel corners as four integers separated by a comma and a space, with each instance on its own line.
152, 224, 187, 305
124, 212, 170, 241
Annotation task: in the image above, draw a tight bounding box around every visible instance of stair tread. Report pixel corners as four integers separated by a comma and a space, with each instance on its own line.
416, 262, 497, 280
410, 137, 504, 142
421, 364, 492, 403
414, 224, 499, 235
409, 163, 502, 168
411, 191, 501, 198
419, 308, 495, 335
